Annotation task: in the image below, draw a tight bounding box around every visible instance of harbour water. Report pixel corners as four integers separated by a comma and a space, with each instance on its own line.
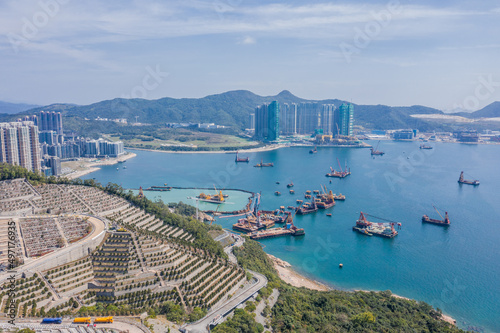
83, 142, 500, 332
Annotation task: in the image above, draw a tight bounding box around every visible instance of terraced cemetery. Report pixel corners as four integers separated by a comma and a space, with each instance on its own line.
0, 179, 246, 319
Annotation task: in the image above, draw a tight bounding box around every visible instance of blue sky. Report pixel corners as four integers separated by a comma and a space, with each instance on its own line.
0, 0, 499, 111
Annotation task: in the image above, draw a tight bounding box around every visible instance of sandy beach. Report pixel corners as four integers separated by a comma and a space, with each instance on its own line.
268, 254, 330, 291
61, 152, 137, 179
270, 254, 457, 326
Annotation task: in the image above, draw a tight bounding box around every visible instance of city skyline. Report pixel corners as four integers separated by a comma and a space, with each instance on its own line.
0, 1, 499, 111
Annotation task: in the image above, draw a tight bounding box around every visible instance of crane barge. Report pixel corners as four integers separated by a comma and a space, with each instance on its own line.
422, 205, 450, 226
370, 141, 385, 156
352, 212, 399, 238
458, 171, 479, 186
326, 158, 351, 178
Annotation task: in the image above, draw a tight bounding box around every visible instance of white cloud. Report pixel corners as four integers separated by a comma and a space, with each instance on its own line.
238, 36, 256, 45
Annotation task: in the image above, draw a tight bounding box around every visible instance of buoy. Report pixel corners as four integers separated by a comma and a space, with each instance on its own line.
339, 263, 343, 268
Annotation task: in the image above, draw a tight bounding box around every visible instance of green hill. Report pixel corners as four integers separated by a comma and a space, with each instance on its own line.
18, 90, 448, 131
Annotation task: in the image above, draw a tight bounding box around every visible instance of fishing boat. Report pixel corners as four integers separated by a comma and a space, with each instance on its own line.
370, 141, 385, 156
422, 205, 450, 226
458, 171, 479, 186
254, 159, 274, 167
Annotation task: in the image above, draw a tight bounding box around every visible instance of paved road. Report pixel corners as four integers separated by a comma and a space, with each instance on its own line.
183, 234, 267, 333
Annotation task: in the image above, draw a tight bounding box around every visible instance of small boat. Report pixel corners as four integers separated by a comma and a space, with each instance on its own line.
305, 194, 311, 199
116, 167, 119, 170
123, 166, 127, 169
333, 194, 346, 201
289, 190, 295, 194
313, 190, 319, 194
309, 146, 318, 154
276, 181, 280, 184
296, 199, 303, 204
420, 144, 433, 149
326, 213, 332, 217
287, 182, 294, 188
287, 206, 295, 210
274, 191, 281, 196
339, 263, 343, 268
254, 159, 274, 167
306, 190, 311, 194
280, 206, 285, 210
164, 183, 168, 186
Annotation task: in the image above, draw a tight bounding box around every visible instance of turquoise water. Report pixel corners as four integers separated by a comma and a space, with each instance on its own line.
130, 188, 252, 212
83, 144, 500, 332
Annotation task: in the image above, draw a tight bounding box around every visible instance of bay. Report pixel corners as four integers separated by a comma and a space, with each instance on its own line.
83, 142, 500, 332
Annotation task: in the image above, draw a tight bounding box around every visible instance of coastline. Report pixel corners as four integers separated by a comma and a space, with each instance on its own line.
268, 254, 457, 326
62, 152, 137, 180
126, 139, 500, 156
125, 144, 286, 154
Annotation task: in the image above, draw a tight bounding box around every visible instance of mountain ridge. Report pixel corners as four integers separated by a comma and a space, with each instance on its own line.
5, 90, 500, 131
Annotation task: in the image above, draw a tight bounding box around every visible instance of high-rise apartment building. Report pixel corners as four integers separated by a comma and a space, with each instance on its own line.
334, 103, 354, 137
255, 101, 280, 141
0, 121, 41, 172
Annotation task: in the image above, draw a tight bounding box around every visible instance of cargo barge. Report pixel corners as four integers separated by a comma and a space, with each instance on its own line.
422, 205, 450, 226
326, 158, 351, 178
458, 171, 479, 186
235, 151, 250, 162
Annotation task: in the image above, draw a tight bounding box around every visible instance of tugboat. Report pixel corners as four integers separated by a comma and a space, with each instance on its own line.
235, 151, 250, 162
370, 141, 385, 156
422, 205, 450, 226
254, 159, 274, 167
458, 171, 479, 186
309, 146, 318, 154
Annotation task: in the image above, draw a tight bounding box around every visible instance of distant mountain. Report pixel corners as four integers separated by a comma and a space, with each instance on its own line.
15, 90, 448, 131
469, 101, 500, 118
0, 101, 41, 114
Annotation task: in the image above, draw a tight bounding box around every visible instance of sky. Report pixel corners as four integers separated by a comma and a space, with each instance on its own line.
0, 0, 499, 111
